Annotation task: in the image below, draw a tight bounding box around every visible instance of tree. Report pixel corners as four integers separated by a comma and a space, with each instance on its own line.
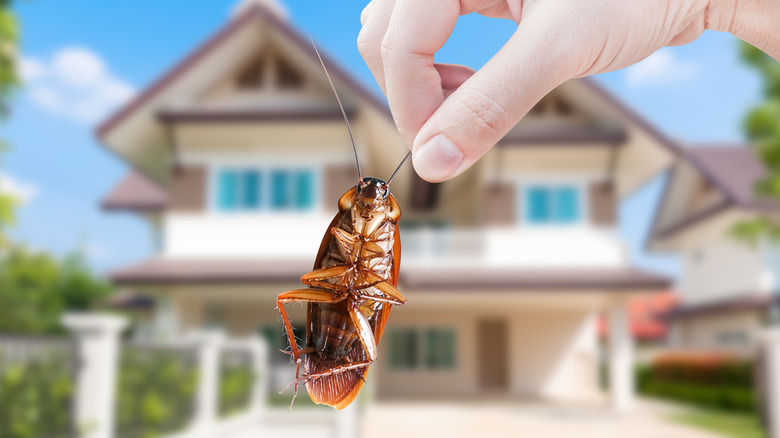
0, 247, 112, 334
0, 0, 19, 246
731, 44, 780, 243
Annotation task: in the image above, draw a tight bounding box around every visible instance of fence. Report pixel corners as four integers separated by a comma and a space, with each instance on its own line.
0, 335, 78, 438
0, 314, 361, 438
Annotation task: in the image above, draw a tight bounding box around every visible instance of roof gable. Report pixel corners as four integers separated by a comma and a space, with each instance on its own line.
97, 4, 390, 185
649, 145, 776, 248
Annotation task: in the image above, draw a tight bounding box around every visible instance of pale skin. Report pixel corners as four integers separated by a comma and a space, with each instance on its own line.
358, 0, 780, 182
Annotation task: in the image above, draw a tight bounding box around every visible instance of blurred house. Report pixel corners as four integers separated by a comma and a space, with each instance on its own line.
650, 145, 780, 356
98, 0, 679, 407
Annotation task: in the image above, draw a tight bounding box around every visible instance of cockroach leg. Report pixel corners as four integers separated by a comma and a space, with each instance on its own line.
276, 288, 347, 406
349, 305, 378, 362
300, 265, 350, 283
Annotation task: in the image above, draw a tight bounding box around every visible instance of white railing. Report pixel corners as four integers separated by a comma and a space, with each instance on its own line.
401, 227, 626, 268
61, 313, 358, 438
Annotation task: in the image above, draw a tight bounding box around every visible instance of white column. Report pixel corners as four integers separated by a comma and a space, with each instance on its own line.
62, 314, 128, 438
191, 330, 223, 430
250, 336, 269, 415
335, 398, 360, 438
608, 300, 635, 412
764, 328, 780, 438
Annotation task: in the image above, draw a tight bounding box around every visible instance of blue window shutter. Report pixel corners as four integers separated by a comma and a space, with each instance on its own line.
556, 186, 579, 223
270, 170, 290, 209
294, 170, 314, 209
243, 170, 261, 209
527, 186, 550, 223
218, 170, 238, 211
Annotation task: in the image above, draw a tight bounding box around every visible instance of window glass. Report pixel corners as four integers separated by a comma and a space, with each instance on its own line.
243, 170, 261, 209
271, 170, 290, 209
555, 186, 579, 223
216, 167, 316, 212
527, 186, 550, 223
389, 327, 455, 370
218, 170, 238, 211
294, 170, 314, 209
524, 184, 581, 225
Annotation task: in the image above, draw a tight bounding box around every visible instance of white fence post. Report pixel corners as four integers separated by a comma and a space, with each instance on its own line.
335, 398, 360, 438
62, 313, 128, 438
764, 328, 780, 438
191, 330, 223, 431
250, 336, 269, 416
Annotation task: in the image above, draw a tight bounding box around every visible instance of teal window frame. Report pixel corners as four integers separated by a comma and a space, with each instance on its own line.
214, 167, 317, 212
523, 183, 583, 225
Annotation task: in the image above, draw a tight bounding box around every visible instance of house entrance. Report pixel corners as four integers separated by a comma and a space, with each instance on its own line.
477, 318, 509, 391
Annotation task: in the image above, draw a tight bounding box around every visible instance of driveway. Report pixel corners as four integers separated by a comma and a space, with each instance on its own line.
360, 399, 726, 438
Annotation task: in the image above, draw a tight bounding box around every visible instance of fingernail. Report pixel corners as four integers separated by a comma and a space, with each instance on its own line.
412, 134, 464, 181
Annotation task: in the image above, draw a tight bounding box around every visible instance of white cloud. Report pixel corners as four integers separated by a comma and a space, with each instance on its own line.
625, 49, 698, 88
83, 241, 111, 261
0, 173, 39, 203
21, 47, 136, 124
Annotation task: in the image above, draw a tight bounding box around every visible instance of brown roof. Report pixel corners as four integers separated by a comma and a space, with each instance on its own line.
498, 125, 627, 146
111, 258, 669, 292
157, 107, 355, 124
685, 146, 775, 210
101, 172, 167, 212
402, 267, 669, 291
111, 258, 311, 285
664, 293, 780, 319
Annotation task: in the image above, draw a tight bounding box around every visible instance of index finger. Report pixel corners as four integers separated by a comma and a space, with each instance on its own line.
382, 0, 461, 147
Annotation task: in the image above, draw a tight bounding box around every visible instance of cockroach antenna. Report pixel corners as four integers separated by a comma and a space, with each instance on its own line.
387, 151, 411, 186
309, 36, 362, 181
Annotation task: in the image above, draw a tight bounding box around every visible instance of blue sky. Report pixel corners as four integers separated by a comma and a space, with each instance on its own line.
0, 0, 763, 278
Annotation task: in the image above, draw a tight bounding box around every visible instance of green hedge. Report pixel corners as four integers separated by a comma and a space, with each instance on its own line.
0, 350, 74, 438
637, 354, 757, 414
218, 352, 254, 417
116, 347, 198, 438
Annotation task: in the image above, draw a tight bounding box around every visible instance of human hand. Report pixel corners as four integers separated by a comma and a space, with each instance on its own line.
358, 0, 780, 182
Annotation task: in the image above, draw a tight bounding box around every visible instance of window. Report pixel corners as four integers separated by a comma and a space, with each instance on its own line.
524, 184, 582, 225
215, 167, 316, 212
389, 327, 456, 370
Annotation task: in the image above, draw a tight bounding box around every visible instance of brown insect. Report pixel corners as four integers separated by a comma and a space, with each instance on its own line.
276, 42, 410, 410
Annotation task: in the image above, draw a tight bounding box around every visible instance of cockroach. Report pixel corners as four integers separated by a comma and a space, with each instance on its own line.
276, 41, 410, 410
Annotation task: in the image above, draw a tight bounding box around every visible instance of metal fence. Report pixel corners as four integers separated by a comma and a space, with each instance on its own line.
115, 342, 199, 438
0, 335, 78, 438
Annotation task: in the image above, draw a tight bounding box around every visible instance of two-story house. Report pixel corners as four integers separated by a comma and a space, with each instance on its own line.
650, 145, 780, 356
99, 0, 678, 409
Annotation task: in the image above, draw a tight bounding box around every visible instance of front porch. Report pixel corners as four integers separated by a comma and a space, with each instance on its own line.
110, 260, 668, 413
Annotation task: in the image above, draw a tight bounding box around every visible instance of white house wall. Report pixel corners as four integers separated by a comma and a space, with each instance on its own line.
508, 309, 600, 401
676, 311, 765, 355
676, 210, 773, 304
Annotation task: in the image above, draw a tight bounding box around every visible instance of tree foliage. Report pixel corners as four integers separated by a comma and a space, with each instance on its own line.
0, 0, 19, 245
732, 44, 780, 243
0, 248, 112, 334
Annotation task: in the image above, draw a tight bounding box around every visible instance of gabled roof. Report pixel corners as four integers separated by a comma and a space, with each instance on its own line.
650, 145, 776, 246
96, 2, 391, 185
685, 146, 773, 210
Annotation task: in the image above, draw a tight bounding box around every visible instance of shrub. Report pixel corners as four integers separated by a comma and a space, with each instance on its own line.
637, 353, 757, 413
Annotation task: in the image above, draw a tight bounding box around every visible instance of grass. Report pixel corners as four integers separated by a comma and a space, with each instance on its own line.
670, 410, 766, 438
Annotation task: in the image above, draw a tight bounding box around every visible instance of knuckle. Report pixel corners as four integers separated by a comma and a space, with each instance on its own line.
456, 89, 510, 142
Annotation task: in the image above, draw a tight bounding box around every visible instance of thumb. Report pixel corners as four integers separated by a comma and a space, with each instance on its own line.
411, 9, 579, 182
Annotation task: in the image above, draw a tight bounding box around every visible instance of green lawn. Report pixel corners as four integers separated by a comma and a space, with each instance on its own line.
670, 410, 766, 438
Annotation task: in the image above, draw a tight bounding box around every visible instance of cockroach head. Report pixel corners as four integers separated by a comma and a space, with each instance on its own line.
357, 177, 389, 206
